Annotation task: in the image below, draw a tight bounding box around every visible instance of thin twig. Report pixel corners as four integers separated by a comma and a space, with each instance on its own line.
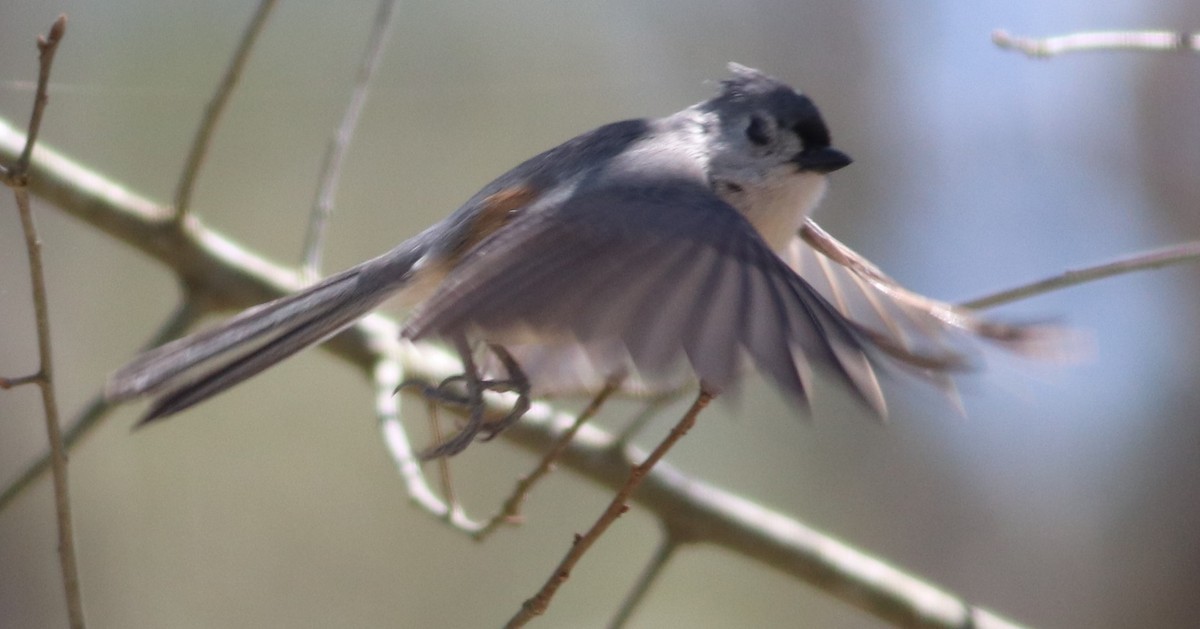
475, 380, 620, 541
1, 299, 201, 513
300, 0, 398, 280
993, 29, 1200, 58
4, 16, 66, 182
171, 0, 277, 220
961, 241, 1200, 310
609, 535, 679, 629
0, 373, 41, 388
506, 389, 714, 628
11, 188, 85, 629
428, 400, 465, 523
1, 15, 83, 629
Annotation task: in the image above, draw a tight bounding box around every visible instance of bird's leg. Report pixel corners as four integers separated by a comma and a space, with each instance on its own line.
397, 340, 532, 458
479, 344, 531, 441
415, 336, 487, 459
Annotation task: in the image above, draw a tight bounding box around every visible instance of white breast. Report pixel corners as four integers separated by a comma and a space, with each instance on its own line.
741, 171, 828, 253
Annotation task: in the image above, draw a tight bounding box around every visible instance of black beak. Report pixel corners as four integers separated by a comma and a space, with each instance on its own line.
793, 147, 852, 173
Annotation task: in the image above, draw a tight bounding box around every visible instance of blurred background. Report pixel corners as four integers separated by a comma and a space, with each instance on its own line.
2, 1, 1199, 627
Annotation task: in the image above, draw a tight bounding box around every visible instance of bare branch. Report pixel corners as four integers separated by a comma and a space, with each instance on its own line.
962, 241, 1200, 310
0, 15, 84, 629
172, 0, 277, 220
300, 0, 398, 279
0, 115, 308, 315
993, 29, 1200, 58
0, 15, 65, 184
0, 373, 41, 388
506, 389, 713, 627
503, 399, 1029, 628
8, 189, 85, 629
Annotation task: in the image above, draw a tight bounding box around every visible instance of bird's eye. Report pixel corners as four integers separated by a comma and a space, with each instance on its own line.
745, 115, 772, 146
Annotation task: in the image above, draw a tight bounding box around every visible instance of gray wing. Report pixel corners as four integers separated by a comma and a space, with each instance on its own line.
404, 180, 965, 415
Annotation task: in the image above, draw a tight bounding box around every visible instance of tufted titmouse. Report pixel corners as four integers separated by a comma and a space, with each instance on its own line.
108, 64, 1053, 457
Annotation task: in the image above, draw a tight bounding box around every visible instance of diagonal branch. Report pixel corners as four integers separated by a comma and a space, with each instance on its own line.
475, 380, 619, 541
171, 0, 277, 220
300, 0, 398, 279
505, 390, 714, 628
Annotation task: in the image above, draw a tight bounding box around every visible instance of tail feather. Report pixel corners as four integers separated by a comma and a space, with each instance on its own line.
106, 268, 361, 402
107, 259, 407, 423
137, 283, 377, 422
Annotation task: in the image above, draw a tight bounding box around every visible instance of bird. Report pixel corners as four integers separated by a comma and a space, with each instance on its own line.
107, 63, 1058, 458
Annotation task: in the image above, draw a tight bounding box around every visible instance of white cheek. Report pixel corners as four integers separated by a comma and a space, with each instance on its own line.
746, 172, 828, 252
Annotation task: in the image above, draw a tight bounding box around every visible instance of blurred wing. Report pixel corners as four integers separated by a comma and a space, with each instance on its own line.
791, 219, 1061, 407
405, 180, 964, 415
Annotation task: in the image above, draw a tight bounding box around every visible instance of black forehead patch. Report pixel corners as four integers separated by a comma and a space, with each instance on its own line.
714, 64, 832, 148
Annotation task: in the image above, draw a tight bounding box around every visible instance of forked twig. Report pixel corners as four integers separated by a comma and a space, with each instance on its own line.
475, 380, 621, 541
10, 195, 82, 628
1, 15, 82, 629
172, 0, 277, 220
300, 0, 398, 279
2, 17, 66, 182
505, 389, 714, 628
993, 29, 1200, 58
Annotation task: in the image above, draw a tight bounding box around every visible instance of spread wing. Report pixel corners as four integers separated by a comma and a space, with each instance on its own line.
790, 219, 1063, 408
404, 178, 965, 415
